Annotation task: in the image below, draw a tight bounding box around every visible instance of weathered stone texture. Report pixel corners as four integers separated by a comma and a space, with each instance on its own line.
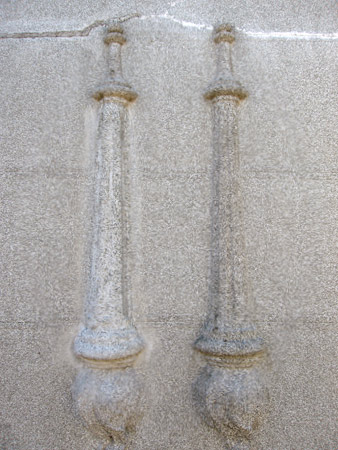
0, 2, 337, 449
1, 0, 336, 33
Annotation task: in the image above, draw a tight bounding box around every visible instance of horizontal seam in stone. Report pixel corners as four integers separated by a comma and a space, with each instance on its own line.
0, 13, 139, 39
0, 14, 337, 40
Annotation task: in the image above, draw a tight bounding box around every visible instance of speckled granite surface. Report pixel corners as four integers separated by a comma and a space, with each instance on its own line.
0, 2, 337, 449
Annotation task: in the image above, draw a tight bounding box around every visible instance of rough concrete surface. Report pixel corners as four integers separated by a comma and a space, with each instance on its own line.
0, 2, 337, 449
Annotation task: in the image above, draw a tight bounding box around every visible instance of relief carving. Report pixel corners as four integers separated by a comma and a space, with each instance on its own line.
72, 22, 145, 450
193, 24, 268, 449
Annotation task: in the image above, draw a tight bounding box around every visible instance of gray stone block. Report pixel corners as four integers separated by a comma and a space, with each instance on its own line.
0, 324, 96, 450
0, 173, 90, 323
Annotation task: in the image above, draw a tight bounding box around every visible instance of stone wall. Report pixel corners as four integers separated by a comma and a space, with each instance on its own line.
1, 2, 337, 449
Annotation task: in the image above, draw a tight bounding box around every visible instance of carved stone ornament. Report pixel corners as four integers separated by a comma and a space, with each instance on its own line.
193, 24, 268, 449
72, 22, 145, 450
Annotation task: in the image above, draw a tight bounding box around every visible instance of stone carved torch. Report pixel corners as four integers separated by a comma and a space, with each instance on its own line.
72, 23, 145, 450
193, 25, 268, 449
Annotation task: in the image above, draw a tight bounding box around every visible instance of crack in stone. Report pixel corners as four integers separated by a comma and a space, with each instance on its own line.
1, 13, 337, 40
138, 12, 213, 30
242, 29, 338, 40
0, 13, 140, 39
